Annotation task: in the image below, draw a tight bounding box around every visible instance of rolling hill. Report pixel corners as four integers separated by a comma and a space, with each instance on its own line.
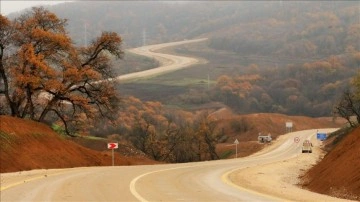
0, 110, 344, 172
1, 113, 358, 200
6, 1, 360, 117
0, 116, 158, 173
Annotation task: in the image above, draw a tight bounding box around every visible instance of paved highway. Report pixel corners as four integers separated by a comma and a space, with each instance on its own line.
2, 128, 352, 201
112, 38, 208, 82
1, 40, 352, 201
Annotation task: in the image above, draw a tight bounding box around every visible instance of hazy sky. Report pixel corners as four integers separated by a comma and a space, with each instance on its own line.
0, 1, 71, 15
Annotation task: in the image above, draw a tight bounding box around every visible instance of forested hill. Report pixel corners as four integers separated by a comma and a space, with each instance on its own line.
11, 1, 359, 58
6, 1, 359, 117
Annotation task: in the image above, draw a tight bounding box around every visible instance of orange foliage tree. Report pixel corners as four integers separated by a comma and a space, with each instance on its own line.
0, 8, 123, 135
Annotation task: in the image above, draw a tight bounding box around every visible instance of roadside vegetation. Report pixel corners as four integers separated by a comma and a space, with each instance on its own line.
0, 8, 123, 135
2, 4, 359, 164
1, 2, 359, 200
0, 9, 227, 162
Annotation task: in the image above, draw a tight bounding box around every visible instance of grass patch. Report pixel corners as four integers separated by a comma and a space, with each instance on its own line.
220, 150, 233, 159
79, 135, 107, 140
134, 77, 213, 87
0, 131, 17, 151
51, 123, 67, 136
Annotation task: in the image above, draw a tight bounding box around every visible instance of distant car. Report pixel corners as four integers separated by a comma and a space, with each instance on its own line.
302, 140, 313, 153
258, 134, 272, 143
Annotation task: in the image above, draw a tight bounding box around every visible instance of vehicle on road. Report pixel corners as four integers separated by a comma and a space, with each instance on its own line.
258, 134, 272, 143
302, 140, 313, 153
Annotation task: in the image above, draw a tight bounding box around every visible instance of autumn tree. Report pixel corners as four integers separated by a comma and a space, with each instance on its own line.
333, 72, 360, 127
193, 111, 220, 160
0, 8, 123, 135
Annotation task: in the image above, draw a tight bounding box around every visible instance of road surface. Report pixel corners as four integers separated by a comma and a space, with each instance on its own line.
41, 38, 208, 103
112, 38, 208, 82
1, 128, 353, 201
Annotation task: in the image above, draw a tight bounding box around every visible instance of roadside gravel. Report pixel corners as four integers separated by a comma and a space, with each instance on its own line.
229, 134, 354, 202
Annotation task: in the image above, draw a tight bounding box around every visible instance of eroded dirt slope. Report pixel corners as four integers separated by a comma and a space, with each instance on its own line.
0, 116, 157, 173
301, 126, 360, 200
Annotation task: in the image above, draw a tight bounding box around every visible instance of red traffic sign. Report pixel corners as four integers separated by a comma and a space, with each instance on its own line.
294, 137, 300, 143
107, 143, 118, 149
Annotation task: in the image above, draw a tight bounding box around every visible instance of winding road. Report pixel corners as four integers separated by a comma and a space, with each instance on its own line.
0, 39, 353, 202
1, 128, 353, 201
113, 38, 208, 82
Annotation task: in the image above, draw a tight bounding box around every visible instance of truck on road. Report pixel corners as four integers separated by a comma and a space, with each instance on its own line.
258, 134, 272, 143
302, 140, 313, 153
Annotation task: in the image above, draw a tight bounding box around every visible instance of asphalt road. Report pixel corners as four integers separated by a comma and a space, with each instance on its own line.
2, 128, 347, 202
112, 38, 208, 82
0, 40, 349, 201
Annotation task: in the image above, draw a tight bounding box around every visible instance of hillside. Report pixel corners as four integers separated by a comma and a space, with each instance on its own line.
0, 116, 158, 173
301, 126, 360, 200
2, 112, 359, 200
32, 1, 358, 57
0, 111, 344, 172
211, 108, 346, 158
5, 2, 360, 117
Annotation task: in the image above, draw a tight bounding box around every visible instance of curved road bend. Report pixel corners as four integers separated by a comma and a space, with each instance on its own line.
113, 38, 208, 82
1, 128, 349, 202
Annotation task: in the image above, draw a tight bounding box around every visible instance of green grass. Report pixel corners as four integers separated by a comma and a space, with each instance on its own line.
0, 131, 17, 151
79, 135, 107, 140
51, 123, 67, 136
219, 150, 233, 159
134, 77, 214, 87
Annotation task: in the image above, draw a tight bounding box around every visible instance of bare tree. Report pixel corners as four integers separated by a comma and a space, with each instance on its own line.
333, 89, 360, 128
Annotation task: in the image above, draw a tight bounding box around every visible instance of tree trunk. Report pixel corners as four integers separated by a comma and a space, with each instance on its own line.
0, 46, 18, 116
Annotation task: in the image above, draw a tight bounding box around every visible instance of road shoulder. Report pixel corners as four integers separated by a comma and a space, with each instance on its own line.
228, 136, 351, 201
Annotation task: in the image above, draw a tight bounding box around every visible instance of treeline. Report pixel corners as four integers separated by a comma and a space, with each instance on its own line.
0, 8, 230, 163
90, 96, 226, 163
208, 1, 359, 58
177, 52, 360, 117
17, 1, 358, 57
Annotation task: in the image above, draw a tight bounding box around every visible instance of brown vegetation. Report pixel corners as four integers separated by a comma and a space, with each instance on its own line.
0, 109, 344, 173
1, 112, 358, 200
0, 8, 123, 136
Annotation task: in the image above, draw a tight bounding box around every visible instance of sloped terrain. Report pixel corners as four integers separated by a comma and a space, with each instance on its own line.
0, 116, 158, 173
301, 126, 360, 200
212, 108, 346, 158
2, 113, 358, 201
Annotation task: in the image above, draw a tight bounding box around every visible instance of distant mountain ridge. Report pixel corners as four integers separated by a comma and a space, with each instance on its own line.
14, 1, 358, 58
6, 1, 360, 117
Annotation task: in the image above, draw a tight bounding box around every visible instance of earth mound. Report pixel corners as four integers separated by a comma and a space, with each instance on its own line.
301, 126, 360, 200
0, 116, 157, 173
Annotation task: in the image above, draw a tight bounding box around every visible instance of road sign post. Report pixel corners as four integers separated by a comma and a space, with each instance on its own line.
112, 148, 114, 166
316, 133, 327, 141
234, 139, 239, 158
286, 122, 293, 133
107, 143, 118, 166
